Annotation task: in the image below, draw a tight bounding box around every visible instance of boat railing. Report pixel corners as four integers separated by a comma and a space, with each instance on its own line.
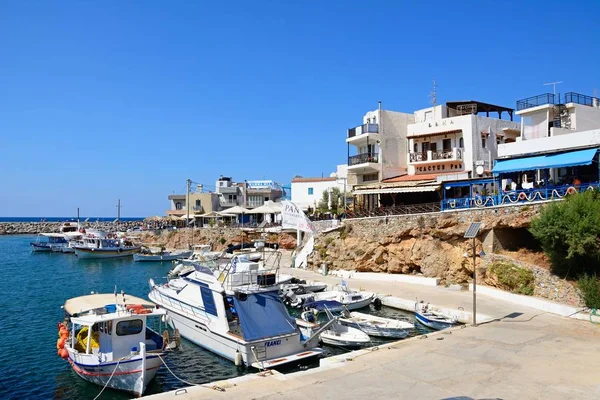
219, 250, 283, 291
150, 287, 212, 322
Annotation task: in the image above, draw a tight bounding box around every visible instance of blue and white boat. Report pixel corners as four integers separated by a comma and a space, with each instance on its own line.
58, 292, 174, 397
31, 233, 68, 252
148, 256, 330, 369
414, 303, 458, 330
74, 237, 141, 259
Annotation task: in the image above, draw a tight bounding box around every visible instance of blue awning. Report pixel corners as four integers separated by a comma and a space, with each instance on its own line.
493, 148, 597, 174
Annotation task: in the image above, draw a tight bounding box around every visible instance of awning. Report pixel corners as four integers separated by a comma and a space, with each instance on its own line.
493, 148, 597, 174
354, 184, 439, 195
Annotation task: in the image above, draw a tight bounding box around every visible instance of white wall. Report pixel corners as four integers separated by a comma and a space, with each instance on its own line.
570, 103, 600, 131
407, 114, 520, 177
498, 129, 600, 158
381, 110, 414, 179
291, 180, 345, 210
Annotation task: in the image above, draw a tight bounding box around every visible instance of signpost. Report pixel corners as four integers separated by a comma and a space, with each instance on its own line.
464, 222, 483, 326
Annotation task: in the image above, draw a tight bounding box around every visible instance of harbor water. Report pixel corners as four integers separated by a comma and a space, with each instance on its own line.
0, 235, 430, 399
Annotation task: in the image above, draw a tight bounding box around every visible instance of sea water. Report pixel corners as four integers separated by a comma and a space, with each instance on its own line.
0, 235, 428, 399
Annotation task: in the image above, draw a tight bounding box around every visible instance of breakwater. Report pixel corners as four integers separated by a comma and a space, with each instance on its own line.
0, 221, 146, 235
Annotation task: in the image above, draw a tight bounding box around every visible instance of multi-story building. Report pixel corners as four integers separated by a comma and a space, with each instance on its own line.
245, 180, 284, 207
291, 165, 348, 211
494, 92, 600, 191
215, 176, 244, 209
166, 184, 220, 217
346, 102, 414, 209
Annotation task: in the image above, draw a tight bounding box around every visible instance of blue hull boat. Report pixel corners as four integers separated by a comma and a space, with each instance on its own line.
415, 311, 456, 331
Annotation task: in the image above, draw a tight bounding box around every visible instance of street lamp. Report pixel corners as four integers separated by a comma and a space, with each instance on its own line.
464, 222, 483, 326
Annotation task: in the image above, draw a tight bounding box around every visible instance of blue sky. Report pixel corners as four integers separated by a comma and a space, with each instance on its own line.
1, 1, 599, 217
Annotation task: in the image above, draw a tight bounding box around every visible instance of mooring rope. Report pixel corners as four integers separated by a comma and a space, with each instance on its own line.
93, 359, 121, 400
157, 354, 225, 392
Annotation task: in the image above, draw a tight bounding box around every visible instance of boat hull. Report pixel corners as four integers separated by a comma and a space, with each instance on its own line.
75, 247, 141, 259
339, 320, 409, 339
415, 312, 455, 331
150, 291, 322, 369
68, 354, 162, 397
30, 243, 52, 252
133, 251, 193, 262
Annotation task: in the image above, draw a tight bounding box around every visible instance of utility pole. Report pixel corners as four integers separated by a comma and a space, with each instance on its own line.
116, 199, 121, 231
186, 178, 191, 249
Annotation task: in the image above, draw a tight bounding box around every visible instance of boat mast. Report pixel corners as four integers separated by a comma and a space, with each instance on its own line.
116, 199, 121, 232
186, 179, 191, 249
77, 207, 80, 229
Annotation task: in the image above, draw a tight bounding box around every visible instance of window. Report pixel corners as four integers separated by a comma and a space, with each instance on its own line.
413, 142, 418, 152
481, 137, 486, 148
195, 200, 201, 207
430, 142, 437, 152
264, 197, 269, 202
248, 195, 263, 207
228, 194, 237, 201
175, 202, 182, 210
442, 138, 452, 151
308, 187, 314, 195
422, 142, 430, 152
116, 319, 143, 336
459, 137, 464, 148
363, 173, 378, 182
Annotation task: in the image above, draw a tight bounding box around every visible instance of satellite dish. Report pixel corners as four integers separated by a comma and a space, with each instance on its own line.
476, 166, 484, 175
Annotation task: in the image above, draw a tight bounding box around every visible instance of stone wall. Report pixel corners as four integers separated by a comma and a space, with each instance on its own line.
0, 221, 144, 235
311, 204, 544, 284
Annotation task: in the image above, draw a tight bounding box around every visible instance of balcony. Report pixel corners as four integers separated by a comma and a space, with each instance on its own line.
409, 148, 463, 163
516, 93, 556, 111
347, 123, 379, 145
347, 153, 380, 173
192, 206, 203, 213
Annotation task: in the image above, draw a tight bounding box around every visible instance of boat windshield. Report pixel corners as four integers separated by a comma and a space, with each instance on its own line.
231, 291, 297, 341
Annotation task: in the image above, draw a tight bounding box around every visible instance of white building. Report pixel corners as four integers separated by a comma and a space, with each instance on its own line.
291, 165, 347, 211
346, 102, 414, 209
494, 92, 600, 188
407, 101, 520, 181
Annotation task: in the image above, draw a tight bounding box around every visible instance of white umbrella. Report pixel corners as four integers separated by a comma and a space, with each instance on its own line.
221, 205, 250, 214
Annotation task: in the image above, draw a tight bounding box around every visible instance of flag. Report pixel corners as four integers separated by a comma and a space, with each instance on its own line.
341, 279, 347, 288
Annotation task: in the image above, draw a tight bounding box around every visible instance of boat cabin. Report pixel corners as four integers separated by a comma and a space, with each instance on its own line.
64, 295, 166, 361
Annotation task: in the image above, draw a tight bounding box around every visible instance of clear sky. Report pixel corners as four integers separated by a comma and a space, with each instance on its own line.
1, 1, 599, 217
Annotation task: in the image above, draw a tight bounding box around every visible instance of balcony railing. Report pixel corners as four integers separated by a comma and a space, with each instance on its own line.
409, 148, 463, 163
192, 206, 202, 211
564, 92, 599, 107
348, 153, 379, 165
348, 123, 379, 138
516, 93, 555, 111
409, 152, 429, 162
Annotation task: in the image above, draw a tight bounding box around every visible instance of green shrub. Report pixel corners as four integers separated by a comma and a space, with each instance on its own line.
488, 261, 535, 296
530, 190, 600, 278
324, 237, 334, 246
219, 237, 226, 245
577, 274, 600, 309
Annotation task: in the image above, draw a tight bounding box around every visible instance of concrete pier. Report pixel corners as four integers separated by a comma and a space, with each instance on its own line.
148, 260, 600, 400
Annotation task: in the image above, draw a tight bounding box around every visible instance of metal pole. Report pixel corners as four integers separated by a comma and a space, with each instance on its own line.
472, 236, 477, 326
186, 179, 191, 249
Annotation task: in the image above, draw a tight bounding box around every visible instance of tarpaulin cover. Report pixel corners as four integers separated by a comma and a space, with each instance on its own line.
232, 291, 297, 341
493, 148, 597, 174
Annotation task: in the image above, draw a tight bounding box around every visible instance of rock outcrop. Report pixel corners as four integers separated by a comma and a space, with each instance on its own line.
311, 204, 543, 284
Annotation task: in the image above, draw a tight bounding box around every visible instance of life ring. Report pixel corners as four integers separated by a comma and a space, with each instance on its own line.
449, 200, 456, 209
566, 186, 577, 195
518, 192, 527, 201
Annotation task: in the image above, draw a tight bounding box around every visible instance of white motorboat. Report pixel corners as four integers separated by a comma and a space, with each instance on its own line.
280, 279, 328, 296
31, 233, 68, 252
299, 306, 370, 348
287, 285, 375, 310
414, 303, 458, 330
133, 249, 193, 262
57, 292, 175, 397
148, 257, 331, 369
339, 311, 412, 339
74, 237, 141, 259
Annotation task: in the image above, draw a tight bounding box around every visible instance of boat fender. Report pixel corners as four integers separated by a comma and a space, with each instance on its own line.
234, 350, 243, 367
339, 294, 344, 303
58, 348, 69, 359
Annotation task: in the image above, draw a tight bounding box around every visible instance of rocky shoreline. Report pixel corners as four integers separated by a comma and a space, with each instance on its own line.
0, 221, 146, 235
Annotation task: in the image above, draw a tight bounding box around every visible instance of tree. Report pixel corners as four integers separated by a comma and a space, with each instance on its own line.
530, 190, 600, 278
317, 187, 344, 215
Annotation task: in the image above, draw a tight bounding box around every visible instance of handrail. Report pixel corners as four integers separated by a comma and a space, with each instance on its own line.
348, 123, 378, 138
348, 153, 379, 165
